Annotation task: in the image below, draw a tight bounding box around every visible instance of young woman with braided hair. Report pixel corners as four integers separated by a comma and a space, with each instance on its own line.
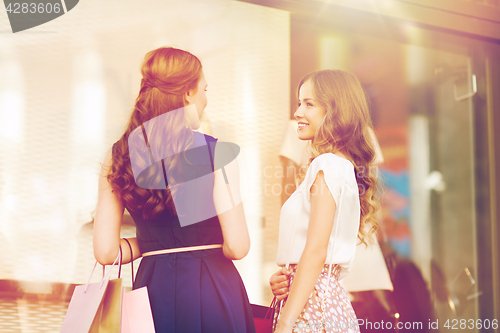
93, 47, 255, 332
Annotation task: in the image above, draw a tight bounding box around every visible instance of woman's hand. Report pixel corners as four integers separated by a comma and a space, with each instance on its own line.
270, 267, 291, 301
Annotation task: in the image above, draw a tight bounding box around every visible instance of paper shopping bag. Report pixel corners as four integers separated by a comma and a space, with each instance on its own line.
61, 252, 123, 333
90, 278, 122, 333
61, 277, 123, 333
251, 297, 277, 333
60, 276, 109, 333
121, 286, 155, 333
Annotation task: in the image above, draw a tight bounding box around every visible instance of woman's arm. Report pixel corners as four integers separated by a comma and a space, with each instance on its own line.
213, 145, 250, 260
275, 170, 336, 333
93, 148, 141, 265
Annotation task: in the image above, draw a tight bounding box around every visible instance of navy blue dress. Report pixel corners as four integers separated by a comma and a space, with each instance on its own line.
119, 132, 256, 333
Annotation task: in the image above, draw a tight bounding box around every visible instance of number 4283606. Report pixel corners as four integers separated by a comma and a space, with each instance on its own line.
6, 3, 62, 14
443, 319, 498, 330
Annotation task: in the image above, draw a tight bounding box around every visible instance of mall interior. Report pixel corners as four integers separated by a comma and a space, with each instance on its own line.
0, 0, 499, 332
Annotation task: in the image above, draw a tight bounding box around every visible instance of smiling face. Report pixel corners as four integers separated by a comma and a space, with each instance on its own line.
294, 79, 327, 141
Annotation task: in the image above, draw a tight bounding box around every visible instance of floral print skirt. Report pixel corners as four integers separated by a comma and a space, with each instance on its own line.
273, 264, 360, 333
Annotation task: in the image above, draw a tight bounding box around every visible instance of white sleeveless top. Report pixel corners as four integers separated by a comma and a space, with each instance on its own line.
276, 153, 360, 281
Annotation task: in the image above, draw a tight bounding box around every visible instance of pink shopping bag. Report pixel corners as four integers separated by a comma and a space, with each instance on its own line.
61, 251, 123, 333
119, 238, 155, 333
121, 286, 155, 333
60, 277, 111, 333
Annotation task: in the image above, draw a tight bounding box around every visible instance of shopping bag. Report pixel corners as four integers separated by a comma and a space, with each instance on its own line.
61, 253, 122, 333
93, 278, 122, 333
60, 276, 110, 333
251, 297, 276, 333
121, 286, 155, 333
120, 238, 155, 333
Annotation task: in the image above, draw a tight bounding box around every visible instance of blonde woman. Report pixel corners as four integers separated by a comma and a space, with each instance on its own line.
270, 70, 379, 333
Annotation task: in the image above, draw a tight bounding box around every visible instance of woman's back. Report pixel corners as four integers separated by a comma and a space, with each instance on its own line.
124, 131, 255, 332
124, 131, 224, 254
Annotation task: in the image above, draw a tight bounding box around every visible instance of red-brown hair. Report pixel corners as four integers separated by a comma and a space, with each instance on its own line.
107, 47, 203, 219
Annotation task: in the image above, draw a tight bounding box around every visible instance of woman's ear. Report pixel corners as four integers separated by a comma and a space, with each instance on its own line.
184, 90, 192, 105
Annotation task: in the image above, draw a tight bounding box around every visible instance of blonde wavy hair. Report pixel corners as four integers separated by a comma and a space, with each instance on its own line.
107, 47, 202, 219
296, 70, 380, 246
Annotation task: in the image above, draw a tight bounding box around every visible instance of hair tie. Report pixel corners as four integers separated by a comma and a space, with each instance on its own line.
142, 78, 157, 89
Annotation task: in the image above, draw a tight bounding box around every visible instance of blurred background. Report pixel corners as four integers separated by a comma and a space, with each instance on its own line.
0, 0, 499, 332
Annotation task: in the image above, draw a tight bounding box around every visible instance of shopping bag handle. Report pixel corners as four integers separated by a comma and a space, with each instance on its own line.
84, 248, 121, 293
121, 238, 135, 285
266, 297, 277, 320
